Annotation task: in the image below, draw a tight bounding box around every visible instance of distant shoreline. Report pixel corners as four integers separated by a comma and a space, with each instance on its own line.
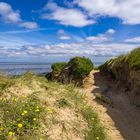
0, 61, 103, 75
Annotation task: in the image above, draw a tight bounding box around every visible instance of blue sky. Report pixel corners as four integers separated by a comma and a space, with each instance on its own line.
0, 0, 140, 62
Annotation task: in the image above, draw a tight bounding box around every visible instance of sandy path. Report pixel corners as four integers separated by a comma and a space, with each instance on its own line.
83, 70, 140, 140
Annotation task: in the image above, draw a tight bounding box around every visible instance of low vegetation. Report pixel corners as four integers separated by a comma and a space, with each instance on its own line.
47, 57, 94, 85
126, 47, 140, 70
99, 47, 140, 73
0, 72, 107, 140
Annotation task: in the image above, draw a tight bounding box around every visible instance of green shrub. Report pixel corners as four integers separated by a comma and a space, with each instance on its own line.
70, 57, 94, 79
51, 62, 67, 73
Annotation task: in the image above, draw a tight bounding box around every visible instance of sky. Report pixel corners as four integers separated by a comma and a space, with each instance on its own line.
0, 0, 140, 62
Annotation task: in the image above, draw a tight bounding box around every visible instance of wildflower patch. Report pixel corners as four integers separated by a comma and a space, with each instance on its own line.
0, 93, 44, 139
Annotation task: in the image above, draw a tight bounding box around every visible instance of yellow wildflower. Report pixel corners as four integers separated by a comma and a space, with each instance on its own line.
47, 109, 53, 114
21, 113, 25, 116
35, 109, 40, 112
18, 123, 23, 128
8, 131, 13, 136
96, 137, 99, 140
0, 128, 4, 130
91, 117, 94, 121
23, 110, 28, 114
33, 118, 37, 121
36, 106, 39, 109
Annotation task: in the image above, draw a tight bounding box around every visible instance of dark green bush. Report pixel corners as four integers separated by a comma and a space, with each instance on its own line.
70, 57, 94, 79
51, 62, 67, 73
47, 57, 94, 84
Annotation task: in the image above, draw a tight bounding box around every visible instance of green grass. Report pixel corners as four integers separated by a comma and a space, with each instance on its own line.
0, 73, 107, 140
127, 47, 140, 70
99, 47, 140, 72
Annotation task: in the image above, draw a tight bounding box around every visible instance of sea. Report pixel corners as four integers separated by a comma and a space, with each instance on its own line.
0, 56, 111, 75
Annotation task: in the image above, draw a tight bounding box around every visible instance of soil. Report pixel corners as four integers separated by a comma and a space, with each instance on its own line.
83, 70, 140, 140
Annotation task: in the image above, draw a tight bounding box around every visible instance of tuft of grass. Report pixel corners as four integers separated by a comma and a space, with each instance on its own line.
0, 75, 15, 91
56, 98, 69, 108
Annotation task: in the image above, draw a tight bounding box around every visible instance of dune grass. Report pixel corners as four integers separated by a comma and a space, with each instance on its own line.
0, 72, 107, 140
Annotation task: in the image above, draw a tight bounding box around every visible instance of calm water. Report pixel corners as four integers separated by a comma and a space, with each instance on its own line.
0, 58, 108, 75
0, 62, 52, 75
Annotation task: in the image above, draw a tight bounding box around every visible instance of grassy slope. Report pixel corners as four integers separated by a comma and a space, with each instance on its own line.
0, 72, 106, 140
99, 47, 140, 72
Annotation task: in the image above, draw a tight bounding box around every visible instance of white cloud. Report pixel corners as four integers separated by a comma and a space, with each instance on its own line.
20, 22, 38, 29
86, 29, 115, 43
0, 2, 38, 29
57, 29, 71, 40
74, 0, 140, 25
106, 29, 115, 34
86, 34, 109, 43
125, 36, 140, 43
42, 2, 95, 27
0, 2, 21, 23
59, 35, 71, 40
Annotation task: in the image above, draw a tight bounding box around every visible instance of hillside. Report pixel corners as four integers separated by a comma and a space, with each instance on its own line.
0, 72, 106, 140
99, 47, 140, 106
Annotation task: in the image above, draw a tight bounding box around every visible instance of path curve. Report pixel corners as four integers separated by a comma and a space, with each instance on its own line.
83, 70, 140, 140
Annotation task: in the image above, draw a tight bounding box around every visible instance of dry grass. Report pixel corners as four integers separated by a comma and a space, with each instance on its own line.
0, 72, 107, 140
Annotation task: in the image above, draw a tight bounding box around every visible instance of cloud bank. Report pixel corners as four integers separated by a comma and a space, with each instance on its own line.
0, 42, 137, 58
